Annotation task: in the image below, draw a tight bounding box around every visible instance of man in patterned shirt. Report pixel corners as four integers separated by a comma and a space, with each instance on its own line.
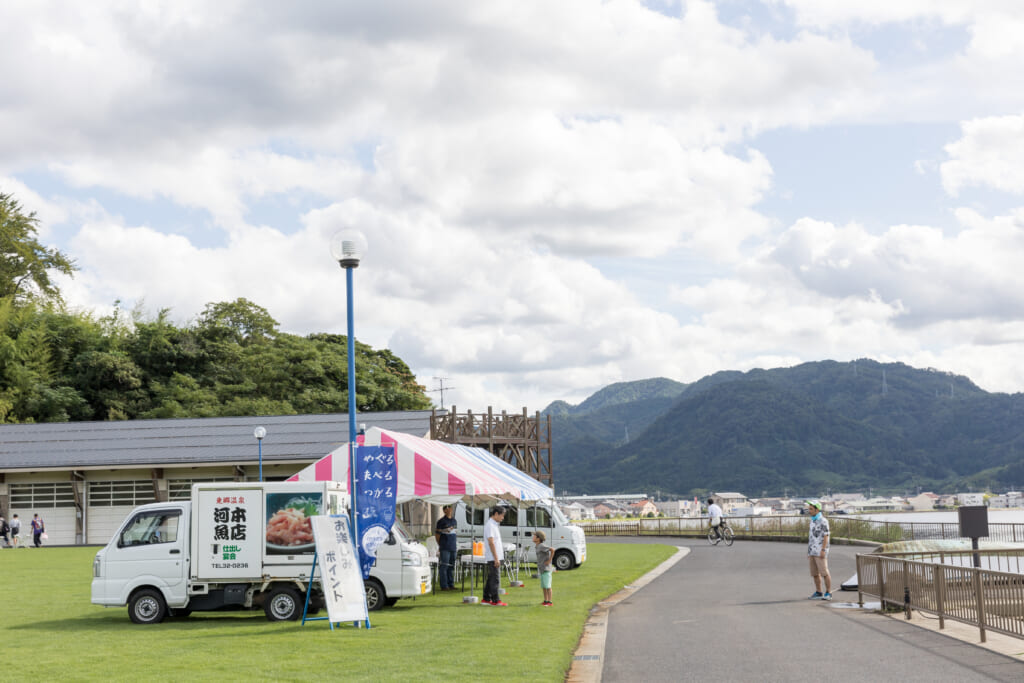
805, 500, 832, 601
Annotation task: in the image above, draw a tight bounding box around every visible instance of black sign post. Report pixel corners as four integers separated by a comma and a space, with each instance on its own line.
958, 505, 989, 568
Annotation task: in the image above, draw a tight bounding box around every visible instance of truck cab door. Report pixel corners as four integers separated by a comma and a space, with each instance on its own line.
108, 507, 188, 604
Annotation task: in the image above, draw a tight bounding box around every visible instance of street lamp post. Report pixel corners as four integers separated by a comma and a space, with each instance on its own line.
331, 230, 368, 627
330, 230, 366, 538
254, 426, 267, 481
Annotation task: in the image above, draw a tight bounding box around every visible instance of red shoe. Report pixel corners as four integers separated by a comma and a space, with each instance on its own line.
492, 601, 508, 606
542, 601, 552, 606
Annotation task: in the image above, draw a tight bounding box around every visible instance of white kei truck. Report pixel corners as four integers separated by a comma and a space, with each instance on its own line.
454, 500, 587, 570
91, 482, 430, 624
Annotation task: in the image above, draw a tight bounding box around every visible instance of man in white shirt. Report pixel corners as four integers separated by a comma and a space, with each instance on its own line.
482, 506, 507, 606
707, 499, 724, 540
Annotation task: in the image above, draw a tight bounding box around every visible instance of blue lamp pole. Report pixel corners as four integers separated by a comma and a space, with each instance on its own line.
254, 426, 266, 481
331, 229, 367, 627
330, 234, 364, 530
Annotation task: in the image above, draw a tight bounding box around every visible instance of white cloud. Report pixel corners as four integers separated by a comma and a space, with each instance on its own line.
941, 114, 1024, 196
764, 212, 1024, 327
10, 0, 1024, 412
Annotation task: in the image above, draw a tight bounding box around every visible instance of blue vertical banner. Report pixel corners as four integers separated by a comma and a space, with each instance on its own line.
354, 445, 397, 578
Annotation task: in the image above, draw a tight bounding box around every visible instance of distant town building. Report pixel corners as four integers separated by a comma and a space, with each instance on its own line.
711, 492, 750, 514
907, 492, 939, 511
832, 493, 867, 503
629, 499, 659, 517
778, 498, 806, 513
654, 500, 679, 516
593, 501, 629, 518
654, 500, 693, 517
559, 501, 594, 520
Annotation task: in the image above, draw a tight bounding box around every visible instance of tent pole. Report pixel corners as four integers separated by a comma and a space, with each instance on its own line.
471, 500, 476, 598
516, 499, 523, 582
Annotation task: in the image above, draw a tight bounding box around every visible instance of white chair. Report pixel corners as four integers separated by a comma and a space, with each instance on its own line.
513, 543, 535, 580
424, 537, 439, 592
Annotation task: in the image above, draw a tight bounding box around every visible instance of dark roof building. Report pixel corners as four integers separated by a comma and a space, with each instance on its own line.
0, 411, 433, 471
0, 410, 434, 545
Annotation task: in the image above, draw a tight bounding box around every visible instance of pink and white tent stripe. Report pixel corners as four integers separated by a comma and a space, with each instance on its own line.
286, 427, 550, 504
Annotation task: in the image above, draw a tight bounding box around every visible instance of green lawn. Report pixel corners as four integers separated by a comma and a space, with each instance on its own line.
0, 542, 674, 682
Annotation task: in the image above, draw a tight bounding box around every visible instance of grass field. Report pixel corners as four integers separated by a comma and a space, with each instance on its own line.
0, 542, 674, 682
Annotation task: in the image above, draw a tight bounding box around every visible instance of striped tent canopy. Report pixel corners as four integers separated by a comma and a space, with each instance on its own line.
447, 443, 552, 503
287, 427, 552, 505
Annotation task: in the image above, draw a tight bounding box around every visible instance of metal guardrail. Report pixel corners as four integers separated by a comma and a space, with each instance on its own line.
856, 550, 1024, 642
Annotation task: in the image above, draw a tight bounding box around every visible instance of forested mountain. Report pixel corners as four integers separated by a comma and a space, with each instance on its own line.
552, 360, 1024, 497
544, 377, 687, 417
544, 378, 688, 492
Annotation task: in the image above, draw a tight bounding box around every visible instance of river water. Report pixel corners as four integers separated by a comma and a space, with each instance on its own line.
862, 510, 1024, 524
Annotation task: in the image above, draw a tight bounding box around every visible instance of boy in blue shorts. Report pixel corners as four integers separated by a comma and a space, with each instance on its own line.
533, 531, 554, 606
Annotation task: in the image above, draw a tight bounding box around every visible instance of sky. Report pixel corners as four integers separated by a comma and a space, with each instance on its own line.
4, 0, 1024, 412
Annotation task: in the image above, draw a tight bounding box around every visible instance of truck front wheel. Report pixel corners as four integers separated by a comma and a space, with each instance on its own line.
364, 578, 387, 611
129, 588, 168, 625
264, 586, 302, 621
554, 550, 575, 571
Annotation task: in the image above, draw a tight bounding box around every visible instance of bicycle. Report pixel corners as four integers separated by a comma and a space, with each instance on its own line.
707, 523, 734, 546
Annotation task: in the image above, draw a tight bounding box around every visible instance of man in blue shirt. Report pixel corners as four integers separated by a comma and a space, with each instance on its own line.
434, 505, 459, 591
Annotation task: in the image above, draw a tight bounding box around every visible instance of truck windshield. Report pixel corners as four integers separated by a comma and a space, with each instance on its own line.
550, 504, 569, 526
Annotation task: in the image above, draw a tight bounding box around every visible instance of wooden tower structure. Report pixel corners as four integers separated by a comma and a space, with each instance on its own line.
430, 406, 553, 487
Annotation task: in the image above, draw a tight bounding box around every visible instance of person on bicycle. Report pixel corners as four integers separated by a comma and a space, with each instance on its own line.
707, 498, 725, 539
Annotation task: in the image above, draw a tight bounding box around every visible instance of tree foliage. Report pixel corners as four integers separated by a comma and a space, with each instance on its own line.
0, 193, 430, 423
0, 298, 432, 423
0, 193, 76, 304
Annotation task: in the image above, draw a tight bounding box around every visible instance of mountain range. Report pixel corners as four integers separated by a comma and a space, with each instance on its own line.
544, 360, 1024, 497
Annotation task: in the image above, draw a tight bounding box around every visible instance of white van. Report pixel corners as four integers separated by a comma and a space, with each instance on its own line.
91, 481, 429, 624
454, 500, 586, 570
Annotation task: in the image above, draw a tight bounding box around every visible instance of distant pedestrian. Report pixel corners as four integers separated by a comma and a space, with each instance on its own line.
482, 506, 507, 606
0, 514, 9, 547
10, 514, 21, 548
805, 500, 831, 601
533, 530, 554, 606
31, 513, 45, 548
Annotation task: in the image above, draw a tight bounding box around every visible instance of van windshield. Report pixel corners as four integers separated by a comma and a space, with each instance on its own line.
550, 504, 569, 526
392, 517, 412, 542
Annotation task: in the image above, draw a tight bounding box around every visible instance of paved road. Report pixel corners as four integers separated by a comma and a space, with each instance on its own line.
596, 537, 1024, 682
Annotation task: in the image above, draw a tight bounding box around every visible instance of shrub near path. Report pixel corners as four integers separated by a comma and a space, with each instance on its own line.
0, 543, 673, 682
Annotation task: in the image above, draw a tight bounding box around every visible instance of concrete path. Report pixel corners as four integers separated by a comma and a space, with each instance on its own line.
590, 537, 1024, 683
